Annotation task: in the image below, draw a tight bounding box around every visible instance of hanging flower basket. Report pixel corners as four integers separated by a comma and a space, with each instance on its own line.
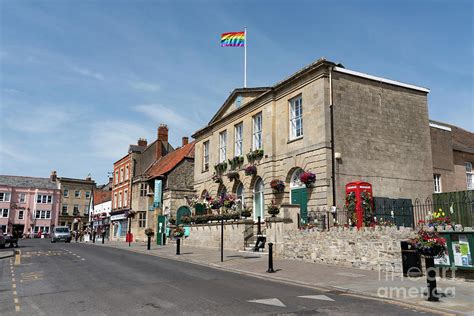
267, 200, 280, 217
409, 228, 447, 258
145, 228, 155, 237
173, 227, 185, 238
212, 173, 222, 184
300, 171, 316, 188
214, 162, 228, 175
270, 179, 285, 193
246, 149, 264, 163
241, 208, 252, 218
244, 165, 257, 176
228, 156, 244, 170
226, 171, 240, 182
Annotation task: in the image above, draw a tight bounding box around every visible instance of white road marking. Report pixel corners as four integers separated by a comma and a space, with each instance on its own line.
14, 298, 19, 304
298, 295, 335, 302
335, 272, 365, 278
248, 298, 286, 307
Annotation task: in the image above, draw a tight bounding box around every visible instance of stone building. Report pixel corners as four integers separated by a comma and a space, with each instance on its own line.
430, 120, 474, 193
0, 175, 60, 236
110, 124, 173, 240
55, 172, 96, 231
130, 136, 195, 241
192, 58, 433, 224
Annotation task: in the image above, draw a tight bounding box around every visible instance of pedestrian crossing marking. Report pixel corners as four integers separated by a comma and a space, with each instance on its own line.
298, 295, 334, 301
248, 298, 286, 307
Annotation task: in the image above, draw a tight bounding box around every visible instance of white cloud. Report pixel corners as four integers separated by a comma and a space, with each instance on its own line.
129, 81, 160, 92
70, 65, 104, 80
89, 120, 149, 159
6, 106, 72, 133
134, 104, 196, 129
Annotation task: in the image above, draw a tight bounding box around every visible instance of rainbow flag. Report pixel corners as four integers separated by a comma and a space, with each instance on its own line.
221, 31, 245, 47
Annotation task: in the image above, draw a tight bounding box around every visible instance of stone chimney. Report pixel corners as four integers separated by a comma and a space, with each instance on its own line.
50, 170, 57, 182
85, 174, 92, 181
156, 124, 169, 159
182, 137, 189, 146
137, 138, 148, 147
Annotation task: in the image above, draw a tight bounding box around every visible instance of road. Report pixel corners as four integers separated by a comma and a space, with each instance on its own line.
0, 239, 433, 315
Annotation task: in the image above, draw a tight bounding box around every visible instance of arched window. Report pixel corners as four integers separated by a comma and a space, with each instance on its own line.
253, 178, 264, 221
290, 168, 305, 188
236, 182, 244, 209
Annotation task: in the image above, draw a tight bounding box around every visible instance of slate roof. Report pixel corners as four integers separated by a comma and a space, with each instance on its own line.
145, 142, 195, 179
0, 175, 58, 190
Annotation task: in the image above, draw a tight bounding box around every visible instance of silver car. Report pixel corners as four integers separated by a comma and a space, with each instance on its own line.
51, 226, 71, 243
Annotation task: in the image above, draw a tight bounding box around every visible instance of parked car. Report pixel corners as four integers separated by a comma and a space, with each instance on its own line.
51, 226, 71, 243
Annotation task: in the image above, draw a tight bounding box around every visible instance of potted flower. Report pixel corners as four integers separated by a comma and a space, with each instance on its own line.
246, 149, 264, 163
226, 171, 239, 182
145, 228, 154, 250
173, 226, 185, 238
228, 156, 244, 170
212, 173, 222, 184
241, 207, 252, 219
267, 200, 280, 217
210, 199, 222, 210
409, 228, 447, 302
300, 171, 316, 188
270, 179, 285, 193
244, 165, 257, 176
221, 193, 237, 210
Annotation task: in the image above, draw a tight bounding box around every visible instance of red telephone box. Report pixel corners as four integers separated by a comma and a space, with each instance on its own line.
345, 182, 373, 229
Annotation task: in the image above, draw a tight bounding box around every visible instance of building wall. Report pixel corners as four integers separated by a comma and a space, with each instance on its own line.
0, 185, 60, 235
58, 179, 95, 229
453, 150, 474, 191
112, 155, 132, 210
194, 66, 331, 216
332, 71, 433, 205
167, 159, 195, 191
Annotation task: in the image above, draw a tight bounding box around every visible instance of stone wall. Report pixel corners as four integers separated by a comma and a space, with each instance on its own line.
180, 220, 253, 250
280, 226, 415, 272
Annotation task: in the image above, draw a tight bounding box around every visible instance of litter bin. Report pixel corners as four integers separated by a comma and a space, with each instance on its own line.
400, 241, 422, 277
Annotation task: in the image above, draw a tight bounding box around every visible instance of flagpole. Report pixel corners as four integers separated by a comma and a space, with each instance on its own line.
244, 26, 247, 88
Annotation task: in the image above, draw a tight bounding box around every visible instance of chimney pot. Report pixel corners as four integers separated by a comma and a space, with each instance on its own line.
137, 138, 148, 147
182, 137, 189, 146
50, 170, 57, 182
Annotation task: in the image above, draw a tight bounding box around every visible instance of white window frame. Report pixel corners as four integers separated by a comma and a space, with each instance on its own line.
19, 193, 26, 203
125, 166, 129, 180
0, 192, 11, 202
75, 190, 80, 198
63, 189, 69, 197
18, 210, 24, 220
118, 192, 122, 208
138, 212, 146, 228
124, 189, 128, 206
433, 174, 442, 193
219, 131, 227, 163
85, 191, 91, 199
203, 141, 209, 171
114, 193, 118, 209
62, 204, 68, 214
1, 209, 9, 218
115, 171, 119, 184
252, 113, 263, 150
73, 205, 80, 214
289, 95, 303, 140
466, 162, 473, 190
120, 168, 124, 183
36, 195, 52, 204
234, 123, 243, 157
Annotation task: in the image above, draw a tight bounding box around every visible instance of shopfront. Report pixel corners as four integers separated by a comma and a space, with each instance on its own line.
110, 212, 127, 240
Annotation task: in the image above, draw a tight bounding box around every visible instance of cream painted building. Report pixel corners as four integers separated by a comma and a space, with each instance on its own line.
192, 58, 434, 225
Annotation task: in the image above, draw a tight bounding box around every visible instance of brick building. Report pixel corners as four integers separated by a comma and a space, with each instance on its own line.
430, 121, 474, 193
192, 58, 433, 224
55, 172, 96, 231
0, 175, 61, 236
110, 125, 173, 240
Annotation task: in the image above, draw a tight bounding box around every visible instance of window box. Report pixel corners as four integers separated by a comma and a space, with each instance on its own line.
246, 149, 264, 163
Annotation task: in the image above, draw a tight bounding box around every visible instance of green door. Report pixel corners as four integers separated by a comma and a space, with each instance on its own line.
291, 188, 308, 224
157, 215, 166, 245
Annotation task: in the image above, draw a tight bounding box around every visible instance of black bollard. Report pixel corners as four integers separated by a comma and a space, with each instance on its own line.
176, 238, 181, 255
425, 257, 439, 301
220, 219, 224, 262
147, 236, 151, 250
162, 233, 166, 245
267, 242, 275, 273
102, 233, 105, 244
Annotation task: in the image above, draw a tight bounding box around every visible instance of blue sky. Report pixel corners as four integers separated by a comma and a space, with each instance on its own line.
0, 0, 472, 184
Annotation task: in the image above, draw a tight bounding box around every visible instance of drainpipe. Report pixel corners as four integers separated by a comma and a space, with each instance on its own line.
329, 67, 336, 207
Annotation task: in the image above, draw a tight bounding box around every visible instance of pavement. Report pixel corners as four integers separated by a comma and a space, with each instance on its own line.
0, 239, 436, 315
0, 248, 15, 259
89, 239, 474, 315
